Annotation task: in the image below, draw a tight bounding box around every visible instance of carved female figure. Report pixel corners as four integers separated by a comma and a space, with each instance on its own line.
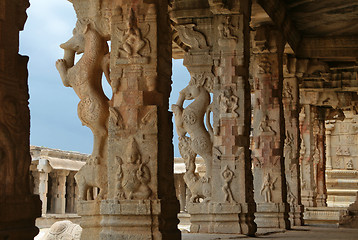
260, 173, 277, 203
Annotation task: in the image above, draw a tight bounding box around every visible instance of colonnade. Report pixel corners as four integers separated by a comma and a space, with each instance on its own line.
2, 0, 358, 239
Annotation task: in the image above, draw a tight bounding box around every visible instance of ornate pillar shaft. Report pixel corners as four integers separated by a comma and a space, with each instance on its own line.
325, 122, 335, 170
282, 56, 303, 226
38, 172, 49, 215
252, 25, 290, 229
0, 0, 41, 239
171, 0, 256, 236
57, 1, 180, 239
315, 111, 327, 207
299, 105, 317, 207
56, 170, 69, 214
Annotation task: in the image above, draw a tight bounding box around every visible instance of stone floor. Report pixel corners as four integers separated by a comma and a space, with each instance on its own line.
35, 225, 358, 239
182, 225, 358, 239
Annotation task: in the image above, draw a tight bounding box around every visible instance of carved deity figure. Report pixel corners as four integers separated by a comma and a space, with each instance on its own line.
172, 78, 213, 179
219, 87, 239, 116
117, 138, 152, 200
259, 115, 276, 135
347, 159, 354, 170
217, 17, 237, 47
222, 165, 236, 203
56, 22, 110, 200
122, 9, 146, 58
260, 173, 277, 203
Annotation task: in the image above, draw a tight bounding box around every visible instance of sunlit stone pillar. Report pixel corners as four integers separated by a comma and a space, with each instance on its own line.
299, 105, 317, 207
282, 56, 304, 226
325, 122, 335, 170
171, 0, 256, 235
58, 1, 180, 239
102, 1, 180, 239
55, 170, 69, 214
252, 25, 290, 229
0, 0, 41, 238
37, 159, 51, 215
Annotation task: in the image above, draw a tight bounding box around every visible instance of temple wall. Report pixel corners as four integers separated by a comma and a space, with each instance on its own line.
326, 111, 358, 207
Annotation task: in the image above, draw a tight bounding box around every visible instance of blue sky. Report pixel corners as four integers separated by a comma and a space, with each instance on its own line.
19, 0, 190, 157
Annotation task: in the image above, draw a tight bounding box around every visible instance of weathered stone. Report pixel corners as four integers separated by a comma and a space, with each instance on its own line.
172, 0, 256, 235
252, 25, 290, 229
0, 0, 41, 239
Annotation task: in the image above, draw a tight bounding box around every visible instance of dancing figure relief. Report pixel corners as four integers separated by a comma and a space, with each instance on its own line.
56, 22, 111, 200
172, 77, 213, 179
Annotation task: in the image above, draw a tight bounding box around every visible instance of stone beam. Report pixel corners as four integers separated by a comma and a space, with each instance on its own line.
256, 0, 301, 53
297, 36, 358, 59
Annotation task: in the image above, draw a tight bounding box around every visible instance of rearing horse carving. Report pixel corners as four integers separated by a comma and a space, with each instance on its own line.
172, 77, 213, 179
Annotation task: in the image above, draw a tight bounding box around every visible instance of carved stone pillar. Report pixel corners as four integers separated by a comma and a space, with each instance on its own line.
174, 173, 186, 212
171, 0, 256, 236
0, 0, 41, 239
53, 170, 69, 214
299, 105, 317, 207
282, 56, 304, 226
66, 172, 76, 213
325, 121, 335, 170
314, 111, 327, 207
57, 1, 180, 239
38, 172, 49, 215
252, 25, 290, 229
37, 159, 51, 215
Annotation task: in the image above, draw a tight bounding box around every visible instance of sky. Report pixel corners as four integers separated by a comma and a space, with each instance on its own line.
19, 0, 190, 157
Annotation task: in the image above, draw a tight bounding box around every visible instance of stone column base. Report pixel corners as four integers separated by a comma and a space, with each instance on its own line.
316, 194, 327, 207
100, 199, 181, 240
77, 200, 102, 240
255, 203, 290, 229
301, 190, 317, 207
0, 195, 41, 240
187, 202, 256, 236
289, 204, 304, 226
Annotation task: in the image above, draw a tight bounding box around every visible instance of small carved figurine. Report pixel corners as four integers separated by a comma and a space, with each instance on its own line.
260, 173, 277, 203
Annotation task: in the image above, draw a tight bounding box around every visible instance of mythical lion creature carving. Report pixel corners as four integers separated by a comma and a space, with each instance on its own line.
56, 22, 110, 200
172, 77, 213, 179
179, 136, 211, 203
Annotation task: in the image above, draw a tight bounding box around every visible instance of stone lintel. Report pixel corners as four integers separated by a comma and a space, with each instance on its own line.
297, 36, 358, 59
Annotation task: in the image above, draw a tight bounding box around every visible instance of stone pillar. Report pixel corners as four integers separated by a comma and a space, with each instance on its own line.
252, 25, 290, 229
171, 0, 256, 236
57, 170, 69, 214
325, 121, 335, 170
299, 105, 317, 207
100, 2, 181, 239
66, 172, 76, 213
0, 0, 41, 238
37, 159, 51, 215
57, 0, 180, 239
282, 55, 304, 226
314, 110, 327, 207
174, 173, 186, 212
